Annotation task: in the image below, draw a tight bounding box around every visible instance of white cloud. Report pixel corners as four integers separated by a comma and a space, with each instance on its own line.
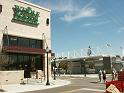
84, 23, 92, 26
61, 7, 96, 22
27, 0, 96, 22
93, 20, 111, 26
60, 0, 96, 22
118, 27, 124, 33
82, 20, 111, 27
32, 0, 78, 13
52, 1, 78, 13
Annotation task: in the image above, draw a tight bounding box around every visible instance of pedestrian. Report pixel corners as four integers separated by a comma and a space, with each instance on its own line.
102, 70, 106, 83
112, 69, 117, 81
114, 69, 117, 80
112, 70, 115, 81
98, 70, 102, 82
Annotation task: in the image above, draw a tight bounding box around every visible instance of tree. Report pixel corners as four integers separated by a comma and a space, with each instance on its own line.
59, 62, 67, 70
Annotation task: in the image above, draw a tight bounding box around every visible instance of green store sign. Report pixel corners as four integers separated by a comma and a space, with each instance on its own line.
12, 5, 40, 26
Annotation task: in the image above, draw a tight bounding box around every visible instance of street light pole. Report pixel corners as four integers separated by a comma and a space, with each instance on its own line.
56, 62, 60, 76
53, 58, 56, 80
84, 59, 86, 77
46, 47, 50, 85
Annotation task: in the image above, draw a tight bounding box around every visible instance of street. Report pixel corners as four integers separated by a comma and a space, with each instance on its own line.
22, 75, 109, 93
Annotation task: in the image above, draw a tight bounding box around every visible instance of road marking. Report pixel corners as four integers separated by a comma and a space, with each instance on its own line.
61, 88, 105, 93
82, 88, 105, 92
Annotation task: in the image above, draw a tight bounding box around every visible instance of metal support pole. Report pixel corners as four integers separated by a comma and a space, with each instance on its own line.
46, 51, 50, 85
81, 61, 83, 74
84, 60, 86, 77
53, 59, 56, 80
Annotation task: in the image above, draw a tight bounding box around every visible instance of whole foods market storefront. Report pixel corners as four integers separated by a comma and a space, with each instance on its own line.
1, 35, 45, 71
0, 0, 51, 84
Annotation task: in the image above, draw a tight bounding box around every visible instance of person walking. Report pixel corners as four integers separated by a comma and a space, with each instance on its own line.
112, 70, 115, 81
114, 69, 117, 80
112, 69, 116, 81
102, 70, 106, 83
98, 70, 102, 82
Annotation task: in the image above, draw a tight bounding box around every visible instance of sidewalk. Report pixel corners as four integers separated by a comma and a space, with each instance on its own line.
0, 74, 110, 93
0, 79, 71, 93
61, 74, 111, 78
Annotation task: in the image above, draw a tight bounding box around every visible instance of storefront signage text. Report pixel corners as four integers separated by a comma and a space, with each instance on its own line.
12, 5, 40, 26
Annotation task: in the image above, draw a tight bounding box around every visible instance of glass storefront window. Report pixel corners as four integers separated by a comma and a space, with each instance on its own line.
0, 54, 43, 71
9, 36, 17, 46
3, 35, 43, 49
30, 39, 36, 48
18, 55, 24, 70
1, 35, 44, 71
36, 40, 42, 48
35, 55, 42, 70
9, 54, 18, 70
18, 38, 29, 47
23, 38, 29, 47
24, 55, 29, 65
3, 35, 9, 46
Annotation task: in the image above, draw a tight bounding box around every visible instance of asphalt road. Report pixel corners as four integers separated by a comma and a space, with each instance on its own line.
22, 76, 107, 93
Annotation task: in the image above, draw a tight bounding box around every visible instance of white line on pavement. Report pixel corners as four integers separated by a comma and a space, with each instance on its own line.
82, 88, 105, 92
61, 88, 105, 93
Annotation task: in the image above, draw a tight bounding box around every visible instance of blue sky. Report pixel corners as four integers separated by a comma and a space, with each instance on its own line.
26, 0, 124, 56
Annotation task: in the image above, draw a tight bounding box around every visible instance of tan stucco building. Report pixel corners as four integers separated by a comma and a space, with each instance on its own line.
0, 0, 51, 84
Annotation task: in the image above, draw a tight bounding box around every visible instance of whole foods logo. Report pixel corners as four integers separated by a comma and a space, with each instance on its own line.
12, 5, 40, 26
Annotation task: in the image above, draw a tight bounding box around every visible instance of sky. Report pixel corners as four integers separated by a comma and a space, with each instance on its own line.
26, 0, 124, 56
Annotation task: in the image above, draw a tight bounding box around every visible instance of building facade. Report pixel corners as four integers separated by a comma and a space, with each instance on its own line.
0, 0, 51, 84
59, 56, 113, 74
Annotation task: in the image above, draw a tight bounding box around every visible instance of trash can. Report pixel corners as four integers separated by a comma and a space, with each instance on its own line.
24, 65, 31, 78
